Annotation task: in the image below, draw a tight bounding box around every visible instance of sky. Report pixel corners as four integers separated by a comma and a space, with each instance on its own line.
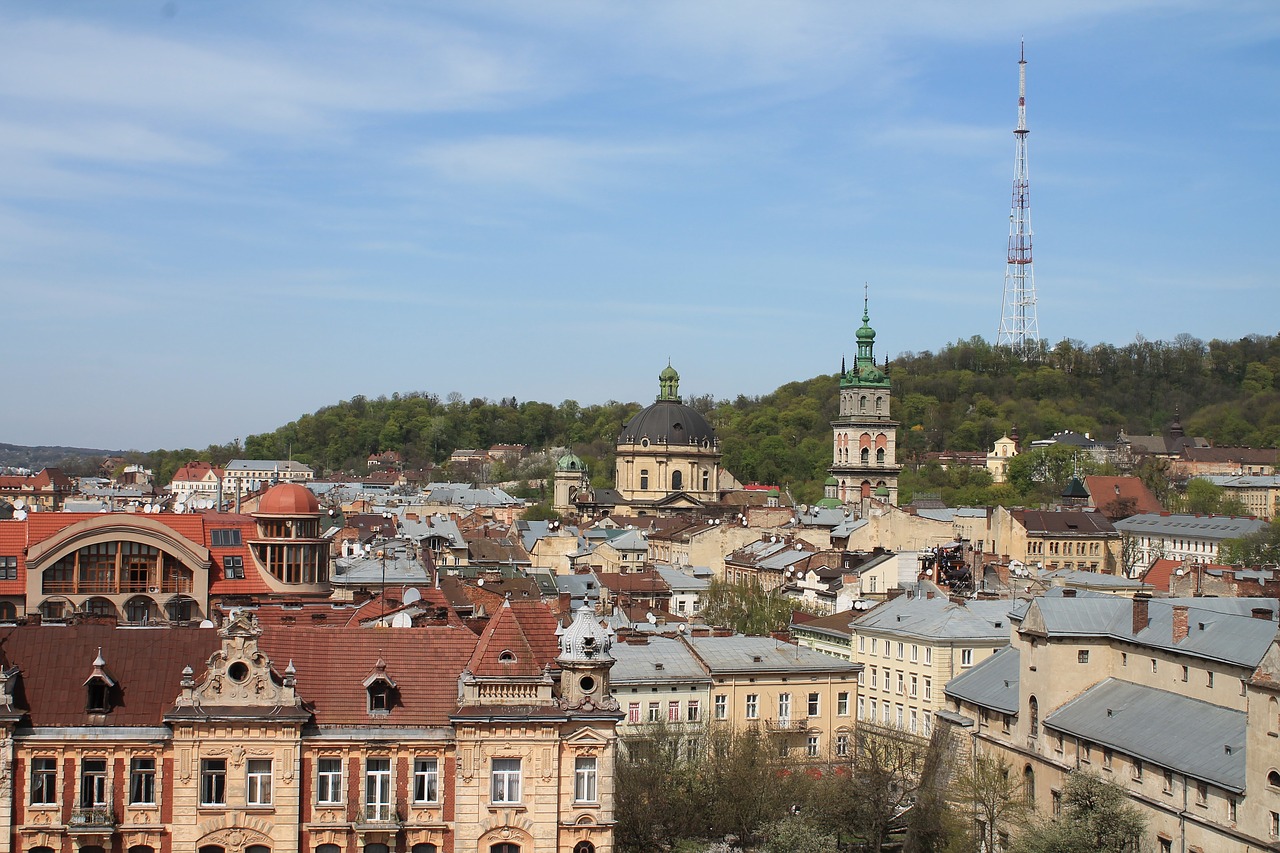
2, 1, 1278, 452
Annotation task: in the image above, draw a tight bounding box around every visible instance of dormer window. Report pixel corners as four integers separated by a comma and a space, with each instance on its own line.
84, 648, 116, 714
363, 658, 398, 715
498, 650, 517, 664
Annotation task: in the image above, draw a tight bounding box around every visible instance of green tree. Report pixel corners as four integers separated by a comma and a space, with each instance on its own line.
952, 756, 1031, 853
1220, 518, 1280, 566
701, 578, 799, 636
1011, 771, 1144, 853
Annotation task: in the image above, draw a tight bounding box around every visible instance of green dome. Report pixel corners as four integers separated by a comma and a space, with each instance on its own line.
824, 476, 839, 486
816, 497, 842, 509
660, 363, 679, 381
557, 453, 584, 472
874, 483, 890, 498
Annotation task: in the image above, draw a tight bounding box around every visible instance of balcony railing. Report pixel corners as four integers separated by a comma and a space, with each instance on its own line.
68, 806, 115, 829
765, 716, 809, 731
360, 801, 399, 824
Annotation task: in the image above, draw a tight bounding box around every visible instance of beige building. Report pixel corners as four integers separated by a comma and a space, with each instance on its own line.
986, 432, 1019, 484
945, 591, 1280, 853
849, 584, 1010, 743
0, 604, 621, 853
989, 506, 1122, 575
1202, 475, 1280, 521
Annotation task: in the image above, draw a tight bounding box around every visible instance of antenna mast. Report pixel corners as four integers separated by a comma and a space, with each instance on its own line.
996, 41, 1040, 356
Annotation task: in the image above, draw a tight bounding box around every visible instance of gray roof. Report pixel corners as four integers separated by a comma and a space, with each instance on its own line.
608, 529, 649, 552
1045, 678, 1245, 792
1202, 474, 1280, 488
851, 586, 1014, 644
945, 646, 1020, 714
332, 541, 431, 585
424, 486, 522, 507
1025, 595, 1278, 669
796, 506, 852, 528
226, 459, 314, 475
831, 517, 867, 539
914, 508, 957, 523
1040, 568, 1149, 589
653, 564, 710, 592
401, 516, 464, 547
685, 635, 858, 675
1112, 512, 1268, 541
611, 637, 712, 685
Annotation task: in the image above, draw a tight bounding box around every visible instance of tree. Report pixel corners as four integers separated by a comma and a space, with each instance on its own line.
952, 755, 1032, 853
1220, 518, 1280, 566
701, 578, 798, 636
1011, 771, 1145, 853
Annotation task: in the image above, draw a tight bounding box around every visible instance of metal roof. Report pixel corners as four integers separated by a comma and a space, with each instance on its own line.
611, 636, 712, 684
685, 635, 859, 675
851, 586, 1014, 643
1045, 678, 1246, 792
1112, 512, 1268, 540
944, 646, 1020, 714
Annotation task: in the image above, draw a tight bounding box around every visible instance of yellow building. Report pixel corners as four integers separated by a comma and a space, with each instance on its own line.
989, 506, 1122, 575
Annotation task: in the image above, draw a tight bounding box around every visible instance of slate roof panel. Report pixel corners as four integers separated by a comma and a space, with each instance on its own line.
1044, 678, 1246, 791
944, 646, 1020, 714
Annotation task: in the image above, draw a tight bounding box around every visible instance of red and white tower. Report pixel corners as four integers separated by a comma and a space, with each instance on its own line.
996, 41, 1040, 355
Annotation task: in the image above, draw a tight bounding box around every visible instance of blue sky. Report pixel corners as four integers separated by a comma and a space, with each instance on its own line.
2, 1, 1277, 451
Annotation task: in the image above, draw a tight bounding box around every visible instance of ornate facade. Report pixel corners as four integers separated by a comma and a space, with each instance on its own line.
828, 297, 900, 506
0, 603, 620, 853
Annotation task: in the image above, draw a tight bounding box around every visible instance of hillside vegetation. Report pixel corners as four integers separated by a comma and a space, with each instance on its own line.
128, 333, 1280, 506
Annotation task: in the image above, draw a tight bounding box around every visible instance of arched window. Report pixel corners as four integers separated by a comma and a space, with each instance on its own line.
861, 448, 870, 464
1029, 696, 1039, 737
411, 845, 439, 853
875, 396, 883, 412
671, 470, 683, 491
490, 845, 521, 853
639, 470, 649, 490
1023, 765, 1035, 804
876, 448, 885, 464
1271, 696, 1278, 734
245, 847, 271, 853
574, 843, 597, 853
1268, 770, 1280, 788
128, 847, 156, 853
0, 601, 15, 621
39, 599, 66, 620
861, 481, 872, 499
859, 395, 867, 411
701, 470, 709, 491
317, 846, 342, 853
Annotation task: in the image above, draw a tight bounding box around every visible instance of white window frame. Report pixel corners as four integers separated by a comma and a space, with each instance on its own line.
201, 758, 227, 807
491, 758, 522, 804
247, 759, 272, 807
317, 757, 343, 805
413, 757, 439, 804
574, 756, 598, 803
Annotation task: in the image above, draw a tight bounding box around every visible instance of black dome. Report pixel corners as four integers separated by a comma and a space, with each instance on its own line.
618, 400, 716, 447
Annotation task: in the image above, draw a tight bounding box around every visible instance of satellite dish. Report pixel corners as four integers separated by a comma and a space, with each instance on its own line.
391, 611, 413, 628
198, 619, 216, 628
1175, 568, 1185, 576
794, 543, 803, 551
14, 509, 27, 521
677, 623, 687, 634
174, 502, 187, 514
645, 611, 657, 624
477, 578, 485, 586
13, 499, 25, 510
403, 587, 421, 604
799, 504, 809, 515
143, 504, 154, 514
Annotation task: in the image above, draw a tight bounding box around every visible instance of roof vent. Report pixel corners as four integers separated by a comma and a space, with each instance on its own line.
752, 655, 763, 663
654, 662, 664, 670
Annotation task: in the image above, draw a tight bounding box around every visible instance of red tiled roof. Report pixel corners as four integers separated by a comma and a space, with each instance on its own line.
260, 626, 479, 726
1084, 476, 1165, 518
465, 600, 560, 678
1141, 558, 1182, 592
0, 624, 221, 726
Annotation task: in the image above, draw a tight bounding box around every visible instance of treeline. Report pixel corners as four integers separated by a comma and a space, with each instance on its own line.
124, 332, 1280, 503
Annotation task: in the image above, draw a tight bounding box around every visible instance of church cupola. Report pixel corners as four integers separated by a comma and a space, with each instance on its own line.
658, 362, 681, 402
558, 606, 618, 712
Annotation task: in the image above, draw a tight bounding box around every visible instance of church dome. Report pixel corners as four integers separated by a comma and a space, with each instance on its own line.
557, 452, 585, 472
256, 482, 320, 516
618, 364, 717, 448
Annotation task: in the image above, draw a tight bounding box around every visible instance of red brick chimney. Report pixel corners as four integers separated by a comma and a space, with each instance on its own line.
1252, 606, 1274, 621
1132, 594, 1151, 634
1172, 604, 1189, 643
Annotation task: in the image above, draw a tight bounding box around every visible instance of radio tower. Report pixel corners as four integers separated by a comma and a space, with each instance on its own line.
996, 41, 1040, 356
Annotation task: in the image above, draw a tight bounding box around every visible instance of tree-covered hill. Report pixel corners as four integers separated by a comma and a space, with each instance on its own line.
128, 332, 1280, 504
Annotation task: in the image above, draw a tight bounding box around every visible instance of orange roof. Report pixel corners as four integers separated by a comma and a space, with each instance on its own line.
466, 600, 560, 678
1140, 558, 1182, 592
256, 483, 320, 516
1084, 476, 1165, 517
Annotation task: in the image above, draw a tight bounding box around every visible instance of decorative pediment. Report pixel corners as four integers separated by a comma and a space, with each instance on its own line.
173, 612, 301, 710
563, 726, 610, 748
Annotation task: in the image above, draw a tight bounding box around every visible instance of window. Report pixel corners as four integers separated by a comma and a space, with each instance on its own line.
1163, 769, 1174, 794
86, 677, 111, 713
807, 735, 819, 757
574, 757, 597, 802
1121, 652, 1127, 666
1151, 658, 1158, 674
1029, 696, 1039, 737
714, 695, 727, 720
129, 757, 156, 805
910, 644, 918, 662
80, 758, 108, 808
222, 556, 244, 579
1102, 748, 1113, 771
413, 758, 439, 803
1269, 770, 1280, 789
858, 636, 865, 653
1195, 781, 1208, 806
778, 693, 791, 722
671, 470, 683, 491
0, 555, 17, 580
896, 642, 904, 660
317, 758, 343, 804
910, 675, 918, 698
647, 702, 660, 722
837, 691, 849, 716
924, 678, 932, 701
1208, 671, 1215, 688
883, 641, 890, 660
640, 470, 649, 490
960, 649, 974, 667
367, 679, 393, 714
1181, 665, 1189, 683
628, 703, 640, 724
1230, 797, 1238, 823
808, 693, 820, 717
247, 759, 272, 806
857, 697, 865, 720
491, 758, 521, 804
1078, 650, 1089, 664
1133, 759, 1144, 782
925, 647, 932, 665
201, 759, 227, 806
870, 667, 878, 689
210, 529, 243, 547
687, 700, 700, 721
365, 757, 392, 819
870, 638, 877, 656
1051, 789, 1062, 817
1271, 811, 1279, 838
746, 694, 758, 719
668, 701, 680, 723
31, 757, 58, 805
896, 672, 904, 695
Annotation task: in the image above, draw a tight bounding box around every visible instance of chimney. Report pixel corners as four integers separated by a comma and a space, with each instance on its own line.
1172, 604, 1189, 643
1061, 588, 1077, 598
1252, 607, 1274, 621
1132, 594, 1151, 634
558, 591, 572, 614
925, 590, 935, 600
949, 595, 967, 607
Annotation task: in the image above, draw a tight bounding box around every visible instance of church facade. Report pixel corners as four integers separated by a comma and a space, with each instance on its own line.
827, 298, 900, 506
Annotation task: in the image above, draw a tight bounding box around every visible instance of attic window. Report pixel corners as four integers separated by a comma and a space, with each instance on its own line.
498, 650, 517, 664
223, 556, 245, 579
210, 529, 243, 547
86, 678, 111, 713
0, 556, 17, 580
363, 658, 398, 715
